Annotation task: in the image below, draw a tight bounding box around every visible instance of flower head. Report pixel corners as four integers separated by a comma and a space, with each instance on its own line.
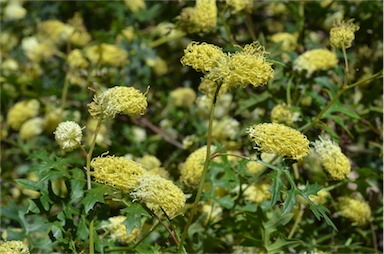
91, 156, 146, 193
85, 43, 128, 66
330, 20, 359, 49
271, 103, 299, 126
270, 32, 298, 51
180, 146, 216, 186
294, 49, 338, 76
0, 240, 29, 254
181, 42, 225, 73
19, 117, 45, 140
338, 197, 371, 226
124, 0, 146, 12
67, 49, 89, 69
4, 1, 26, 21
247, 123, 310, 160
37, 20, 74, 45
178, 0, 217, 34
7, 99, 40, 130
53, 121, 83, 152
313, 137, 351, 180
170, 87, 197, 107
131, 174, 186, 218
309, 189, 330, 205
243, 181, 271, 203
226, 0, 254, 13
88, 86, 148, 119
102, 216, 141, 244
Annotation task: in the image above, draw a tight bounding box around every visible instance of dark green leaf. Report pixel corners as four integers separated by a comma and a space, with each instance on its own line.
270, 170, 284, 207
283, 188, 297, 214
122, 203, 150, 234
82, 186, 111, 214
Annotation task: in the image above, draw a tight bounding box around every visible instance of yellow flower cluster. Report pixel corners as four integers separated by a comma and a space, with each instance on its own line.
85, 43, 128, 66
124, 0, 146, 12
181, 42, 225, 73
21, 36, 56, 63
37, 20, 74, 45
180, 145, 216, 186
6, 99, 40, 130
270, 103, 297, 126
53, 121, 83, 152
338, 197, 371, 226
67, 49, 89, 69
211, 117, 240, 141
309, 189, 330, 205
226, 0, 254, 13
131, 174, 186, 218
102, 216, 141, 244
313, 137, 351, 180
270, 32, 298, 51
91, 156, 146, 193
19, 117, 44, 140
138, 155, 169, 178
243, 181, 272, 203
178, 0, 217, 34
0, 240, 29, 254
66, 13, 92, 46
330, 20, 359, 49
88, 86, 148, 119
170, 87, 197, 107
4, 0, 26, 21
182, 41, 274, 89
247, 123, 310, 160
294, 49, 338, 76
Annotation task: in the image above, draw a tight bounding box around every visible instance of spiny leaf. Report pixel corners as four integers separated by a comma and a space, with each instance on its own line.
283, 188, 298, 214
270, 170, 284, 207
82, 186, 112, 214
122, 203, 150, 234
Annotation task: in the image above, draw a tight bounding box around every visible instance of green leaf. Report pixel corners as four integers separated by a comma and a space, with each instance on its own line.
76, 215, 89, 240
82, 186, 111, 214
235, 91, 271, 115
270, 170, 284, 207
122, 203, 150, 234
266, 236, 301, 254
282, 188, 297, 214
214, 195, 234, 209
16, 179, 39, 191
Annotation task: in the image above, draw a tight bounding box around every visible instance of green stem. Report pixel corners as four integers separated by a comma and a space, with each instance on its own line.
178, 83, 222, 252
220, 9, 236, 45
286, 76, 294, 106
288, 204, 304, 239
60, 75, 70, 111
89, 219, 94, 254
245, 13, 257, 41
150, 32, 186, 48
341, 43, 349, 88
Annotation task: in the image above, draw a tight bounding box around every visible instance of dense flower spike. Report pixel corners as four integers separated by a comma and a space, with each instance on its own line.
102, 216, 141, 244
270, 103, 297, 126
6, 99, 40, 130
91, 156, 146, 193
88, 86, 148, 119
182, 41, 274, 88
178, 0, 217, 34
85, 43, 128, 66
19, 117, 44, 140
181, 42, 225, 73
338, 197, 371, 226
294, 48, 338, 76
53, 121, 83, 152
180, 146, 216, 186
131, 174, 186, 218
247, 123, 310, 160
313, 137, 351, 180
226, 0, 254, 13
170, 87, 197, 107
330, 20, 359, 49
0, 240, 30, 254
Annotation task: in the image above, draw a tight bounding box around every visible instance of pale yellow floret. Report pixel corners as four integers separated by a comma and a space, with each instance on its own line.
309, 189, 330, 205
180, 146, 216, 186
19, 117, 45, 140
181, 42, 225, 73
330, 20, 359, 49
91, 156, 146, 193
0, 240, 30, 254
124, 0, 146, 12
294, 49, 338, 76
313, 137, 351, 180
67, 13, 91, 46
7, 99, 40, 130
178, 0, 217, 34
226, 0, 254, 13
21, 36, 57, 63
53, 121, 83, 152
338, 197, 371, 226
131, 174, 186, 218
139, 155, 162, 170
208, 42, 274, 88
67, 49, 89, 69
4, 1, 26, 21
170, 87, 197, 107
211, 117, 239, 141
88, 86, 148, 119
43, 108, 63, 133
102, 216, 141, 244
271, 103, 297, 126
145, 57, 168, 76
247, 123, 310, 160
85, 43, 128, 66
243, 181, 272, 203
270, 32, 298, 51
37, 20, 74, 45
